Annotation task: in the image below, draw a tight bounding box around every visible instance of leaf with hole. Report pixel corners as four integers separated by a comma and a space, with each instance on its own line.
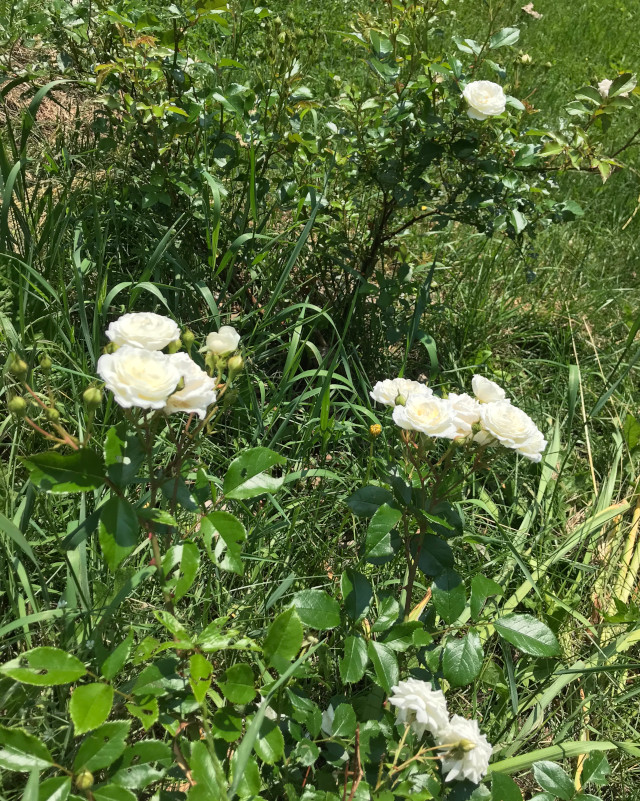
73, 721, 131, 771
0, 647, 86, 686
223, 447, 285, 499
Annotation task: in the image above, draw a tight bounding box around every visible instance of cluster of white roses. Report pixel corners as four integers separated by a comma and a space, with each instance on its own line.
96, 312, 241, 420
370, 374, 547, 463
389, 678, 492, 785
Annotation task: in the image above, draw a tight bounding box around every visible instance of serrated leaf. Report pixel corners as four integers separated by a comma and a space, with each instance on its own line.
92, 787, 137, 801
533, 760, 575, 800
212, 708, 243, 742
219, 663, 255, 704
70, 684, 114, 734
73, 721, 130, 771
491, 773, 523, 801
608, 72, 636, 98
104, 425, 145, 486
263, 608, 303, 666
443, 632, 483, 687
582, 751, 610, 786
98, 496, 139, 571
201, 511, 245, 575
346, 485, 394, 517
495, 614, 560, 657
190, 653, 213, 704
332, 704, 356, 738
223, 447, 285, 499
292, 589, 340, 630
367, 641, 398, 693
187, 741, 225, 801
125, 697, 158, 730
341, 569, 373, 621
339, 636, 368, 684
365, 503, 402, 562
100, 631, 134, 681
490, 27, 520, 49
253, 719, 284, 764
416, 534, 454, 577
470, 575, 503, 620
22, 449, 105, 493
163, 541, 200, 599
0, 725, 52, 771
432, 570, 466, 624
0, 647, 86, 686
38, 776, 72, 801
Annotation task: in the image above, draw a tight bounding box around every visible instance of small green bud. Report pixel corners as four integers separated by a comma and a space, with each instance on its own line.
205, 352, 217, 373
83, 387, 103, 410
8, 396, 28, 417
182, 329, 196, 351
394, 393, 407, 406
75, 770, 94, 790
227, 354, 244, 374
167, 338, 182, 354
39, 354, 53, 373
104, 342, 118, 354
46, 407, 61, 423
9, 357, 28, 380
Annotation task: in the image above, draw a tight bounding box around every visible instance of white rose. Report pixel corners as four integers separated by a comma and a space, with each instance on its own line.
164, 353, 217, 420
437, 715, 492, 784
206, 325, 241, 355
479, 400, 547, 462
598, 78, 628, 99
97, 345, 181, 410
393, 394, 459, 439
370, 378, 432, 407
105, 312, 180, 351
389, 679, 449, 739
462, 80, 507, 120
448, 392, 481, 437
471, 374, 507, 404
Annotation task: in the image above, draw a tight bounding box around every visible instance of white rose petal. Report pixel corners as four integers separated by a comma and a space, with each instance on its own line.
448, 392, 481, 437
479, 400, 547, 462
370, 378, 432, 407
389, 679, 449, 739
206, 325, 241, 355
462, 80, 507, 120
471, 375, 507, 404
164, 353, 217, 420
437, 715, 492, 784
393, 394, 459, 439
105, 312, 180, 351
97, 345, 181, 410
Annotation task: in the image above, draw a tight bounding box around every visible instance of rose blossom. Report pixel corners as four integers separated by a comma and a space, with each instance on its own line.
448, 392, 481, 437
389, 679, 449, 739
471, 375, 507, 404
437, 715, 492, 784
164, 353, 217, 420
479, 400, 547, 462
393, 394, 459, 439
462, 81, 507, 120
105, 312, 180, 351
370, 378, 432, 407
598, 78, 629, 99
97, 345, 181, 410
206, 325, 241, 355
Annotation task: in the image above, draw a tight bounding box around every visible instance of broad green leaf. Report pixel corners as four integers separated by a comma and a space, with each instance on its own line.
70, 684, 114, 734
532, 761, 575, 801
98, 496, 139, 571
332, 704, 356, 738
212, 709, 243, 742
190, 653, 213, 704
346, 485, 394, 517
201, 511, 245, 575
339, 636, 368, 684
125, 698, 158, 730
509, 209, 528, 234
365, 503, 401, 562
489, 27, 520, 49
1, 647, 86, 685
495, 614, 560, 657
253, 718, 284, 764
292, 589, 340, 630
73, 721, 130, 771
341, 569, 373, 621
38, 776, 72, 801
100, 631, 134, 680
162, 541, 200, 599
372, 596, 400, 632
187, 741, 225, 801
104, 425, 145, 486
470, 575, 504, 620
367, 641, 398, 694
575, 86, 606, 105
582, 751, 610, 786
608, 72, 636, 98
491, 772, 523, 801
219, 663, 256, 704
0, 725, 52, 771
230, 751, 261, 798
416, 534, 454, 577
443, 632, 483, 687
432, 570, 466, 624
92, 785, 136, 801
623, 414, 640, 451
21, 449, 105, 493
223, 447, 285, 499
263, 608, 303, 666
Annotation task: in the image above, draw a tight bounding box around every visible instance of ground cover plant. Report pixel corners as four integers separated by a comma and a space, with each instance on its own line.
0, 0, 639, 799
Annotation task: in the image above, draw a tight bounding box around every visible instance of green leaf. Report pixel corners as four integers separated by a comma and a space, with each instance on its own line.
253, 718, 284, 764
201, 511, 246, 576
100, 631, 134, 680
230, 751, 261, 798
489, 27, 520, 49
104, 425, 145, 486
495, 614, 560, 657
263, 608, 303, 666
367, 641, 398, 694
22, 449, 105, 493
163, 541, 200, 598
292, 589, 340, 630
470, 575, 503, 620
582, 751, 610, 786
372, 596, 401, 632
491, 773, 523, 801
223, 447, 285, 499
219, 663, 256, 704
346, 485, 394, 517
575, 86, 605, 105
509, 209, 528, 234
341, 569, 373, 621
339, 636, 368, 684
443, 632, 483, 687
98, 496, 139, 571
416, 534, 454, 576
92, 786, 137, 801
365, 503, 402, 563
608, 73, 637, 98
0, 647, 86, 685
70, 684, 114, 734
125, 698, 158, 730
187, 741, 225, 801
623, 414, 640, 451
38, 776, 72, 801
0, 725, 52, 771
332, 704, 357, 738
212, 708, 244, 742
73, 721, 130, 771
533, 761, 575, 801
432, 570, 466, 624
190, 653, 213, 704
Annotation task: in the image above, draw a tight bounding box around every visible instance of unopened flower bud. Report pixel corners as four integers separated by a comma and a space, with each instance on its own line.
39, 354, 53, 373
205, 352, 217, 373
75, 770, 94, 790
395, 393, 407, 406
182, 329, 196, 351
8, 396, 28, 417
83, 387, 102, 410
369, 423, 382, 438
167, 338, 182, 354
9, 357, 28, 380
520, 53, 532, 64
46, 407, 61, 423
227, 354, 244, 375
